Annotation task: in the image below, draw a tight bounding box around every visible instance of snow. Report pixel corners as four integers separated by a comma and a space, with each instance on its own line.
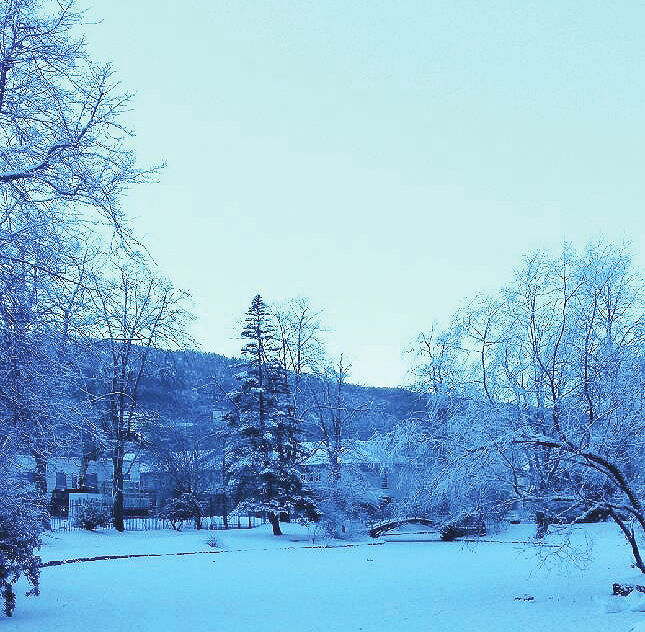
301, 440, 386, 466
626, 592, 645, 612
8, 522, 645, 631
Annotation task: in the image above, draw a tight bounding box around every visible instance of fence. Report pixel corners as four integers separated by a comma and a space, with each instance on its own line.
49, 514, 267, 532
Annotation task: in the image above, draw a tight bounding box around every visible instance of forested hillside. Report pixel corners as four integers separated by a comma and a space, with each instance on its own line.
135, 348, 422, 440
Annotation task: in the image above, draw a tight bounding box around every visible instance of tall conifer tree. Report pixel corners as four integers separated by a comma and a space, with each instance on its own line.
226, 295, 318, 535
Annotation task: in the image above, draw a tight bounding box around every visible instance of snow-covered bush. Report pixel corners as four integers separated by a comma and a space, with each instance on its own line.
310, 457, 390, 542
160, 493, 202, 531
74, 501, 112, 531
206, 535, 219, 548
0, 483, 46, 617
312, 494, 371, 541
439, 511, 487, 541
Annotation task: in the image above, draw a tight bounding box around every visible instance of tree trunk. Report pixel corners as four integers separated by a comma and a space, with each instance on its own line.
113, 449, 125, 532
78, 457, 88, 489
32, 451, 51, 530
222, 494, 229, 529
608, 507, 645, 574
269, 512, 282, 535
32, 451, 48, 494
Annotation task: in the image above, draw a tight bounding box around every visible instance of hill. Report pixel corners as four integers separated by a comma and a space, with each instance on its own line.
135, 348, 421, 439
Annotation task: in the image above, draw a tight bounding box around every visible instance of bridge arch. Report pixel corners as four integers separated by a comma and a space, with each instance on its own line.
368, 517, 437, 538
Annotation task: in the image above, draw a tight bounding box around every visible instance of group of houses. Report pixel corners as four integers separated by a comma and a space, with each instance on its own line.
18, 436, 403, 520
18, 453, 168, 518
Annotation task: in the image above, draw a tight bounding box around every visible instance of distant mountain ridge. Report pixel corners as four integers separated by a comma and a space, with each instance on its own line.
135, 348, 422, 439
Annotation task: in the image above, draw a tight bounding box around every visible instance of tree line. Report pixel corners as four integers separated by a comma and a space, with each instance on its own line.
385, 242, 645, 574
0, 2, 389, 613
2, 0, 645, 621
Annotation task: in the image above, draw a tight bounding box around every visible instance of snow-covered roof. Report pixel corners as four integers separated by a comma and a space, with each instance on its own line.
10, 453, 141, 475
139, 450, 222, 475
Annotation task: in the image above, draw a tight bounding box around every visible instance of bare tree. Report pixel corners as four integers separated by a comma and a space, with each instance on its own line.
272, 297, 325, 414
406, 242, 645, 573
0, 0, 152, 228
307, 356, 382, 533
142, 418, 223, 528
0, 0, 154, 494
0, 214, 99, 490
88, 257, 191, 531
312, 355, 352, 496
0, 0, 156, 615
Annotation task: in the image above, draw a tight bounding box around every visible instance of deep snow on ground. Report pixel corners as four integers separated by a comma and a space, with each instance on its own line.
6, 522, 645, 631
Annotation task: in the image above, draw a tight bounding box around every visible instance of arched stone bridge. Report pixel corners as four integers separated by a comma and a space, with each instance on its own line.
368, 517, 437, 538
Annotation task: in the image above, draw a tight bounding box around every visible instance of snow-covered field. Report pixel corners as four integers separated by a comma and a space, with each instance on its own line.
7, 522, 645, 631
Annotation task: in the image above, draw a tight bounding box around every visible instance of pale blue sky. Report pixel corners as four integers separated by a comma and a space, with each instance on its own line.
82, 0, 645, 386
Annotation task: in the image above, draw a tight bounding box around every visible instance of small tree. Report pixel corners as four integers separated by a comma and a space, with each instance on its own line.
308, 356, 378, 534
142, 417, 222, 529
75, 501, 112, 531
160, 493, 202, 531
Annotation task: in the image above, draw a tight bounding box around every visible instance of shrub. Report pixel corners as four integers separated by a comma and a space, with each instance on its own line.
0, 483, 45, 617
160, 493, 202, 531
206, 535, 219, 548
440, 512, 486, 541
75, 501, 112, 531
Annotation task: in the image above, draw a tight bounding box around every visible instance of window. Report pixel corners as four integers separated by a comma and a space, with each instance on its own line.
55, 472, 67, 489
381, 469, 388, 489
207, 471, 223, 484
303, 466, 321, 483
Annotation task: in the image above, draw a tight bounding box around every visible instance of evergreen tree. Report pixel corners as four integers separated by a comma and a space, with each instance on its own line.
226, 295, 318, 535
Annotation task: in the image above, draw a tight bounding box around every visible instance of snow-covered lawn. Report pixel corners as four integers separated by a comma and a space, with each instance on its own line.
7, 522, 645, 631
